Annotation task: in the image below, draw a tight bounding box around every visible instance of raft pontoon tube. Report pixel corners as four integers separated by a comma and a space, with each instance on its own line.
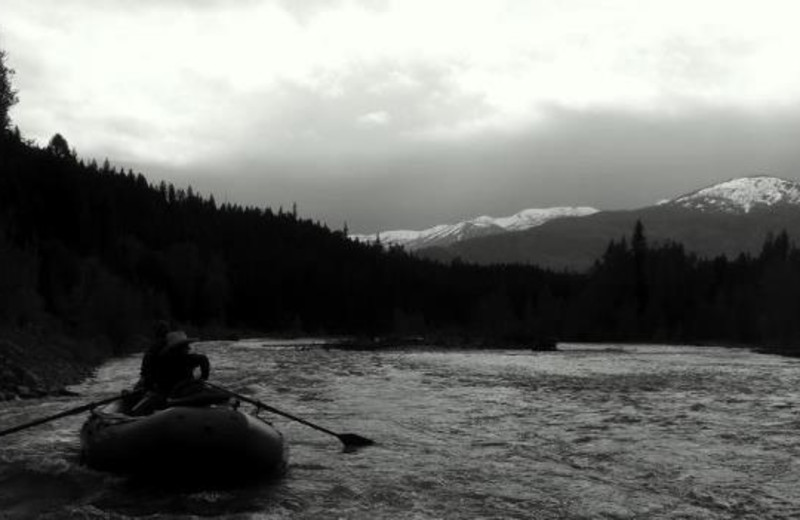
81, 400, 288, 484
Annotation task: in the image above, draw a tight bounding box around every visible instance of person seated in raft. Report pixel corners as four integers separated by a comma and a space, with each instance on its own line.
153, 330, 210, 395
131, 330, 211, 414
126, 320, 169, 413
134, 320, 171, 392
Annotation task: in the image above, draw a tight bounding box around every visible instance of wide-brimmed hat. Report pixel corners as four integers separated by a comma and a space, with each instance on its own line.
162, 330, 198, 353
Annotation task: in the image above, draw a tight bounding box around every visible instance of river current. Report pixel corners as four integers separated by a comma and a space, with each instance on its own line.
1, 342, 800, 519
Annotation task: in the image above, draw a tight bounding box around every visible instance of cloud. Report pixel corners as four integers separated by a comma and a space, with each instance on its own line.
357, 110, 391, 127
4, 0, 800, 231
132, 106, 800, 233
6, 0, 800, 155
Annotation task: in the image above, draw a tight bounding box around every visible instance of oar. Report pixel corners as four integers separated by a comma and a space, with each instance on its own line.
0, 392, 128, 438
205, 382, 375, 449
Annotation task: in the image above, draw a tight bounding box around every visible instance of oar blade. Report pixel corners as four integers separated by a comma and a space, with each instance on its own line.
338, 433, 375, 448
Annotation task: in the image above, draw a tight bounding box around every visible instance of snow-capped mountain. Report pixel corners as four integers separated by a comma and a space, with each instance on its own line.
662, 176, 800, 213
351, 207, 599, 250
418, 175, 800, 270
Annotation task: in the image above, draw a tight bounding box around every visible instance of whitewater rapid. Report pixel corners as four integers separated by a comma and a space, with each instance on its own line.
1, 342, 799, 519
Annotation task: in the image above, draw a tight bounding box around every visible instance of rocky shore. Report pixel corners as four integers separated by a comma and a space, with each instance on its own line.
0, 330, 114, 400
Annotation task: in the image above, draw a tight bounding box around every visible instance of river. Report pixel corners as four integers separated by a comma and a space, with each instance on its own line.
1, 342, 800, 519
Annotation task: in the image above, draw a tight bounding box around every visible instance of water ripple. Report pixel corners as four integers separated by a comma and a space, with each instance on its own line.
1, 343, 800, 518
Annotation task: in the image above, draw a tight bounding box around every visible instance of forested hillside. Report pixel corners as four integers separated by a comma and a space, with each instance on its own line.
0, 128, 573, 348
1, 46, 800, 363
3, 127, 800, 354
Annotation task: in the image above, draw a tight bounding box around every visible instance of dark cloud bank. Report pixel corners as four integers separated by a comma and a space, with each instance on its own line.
133, 106, 800, 234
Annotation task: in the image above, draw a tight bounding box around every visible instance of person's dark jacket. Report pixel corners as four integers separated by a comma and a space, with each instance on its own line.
138, 340, 166, 390
136, 321, 170, 392
152, 346, 210, 394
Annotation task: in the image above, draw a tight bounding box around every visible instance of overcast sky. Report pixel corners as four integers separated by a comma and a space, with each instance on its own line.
3, 0, 800, 232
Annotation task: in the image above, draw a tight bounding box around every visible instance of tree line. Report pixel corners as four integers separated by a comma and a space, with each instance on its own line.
2, 128, 800, 353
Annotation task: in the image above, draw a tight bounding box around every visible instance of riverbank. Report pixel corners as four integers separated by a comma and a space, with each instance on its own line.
325, 334, 796, 355
0, 328, 125, 400
325, 333, 560, 351
0, 323, 265, 401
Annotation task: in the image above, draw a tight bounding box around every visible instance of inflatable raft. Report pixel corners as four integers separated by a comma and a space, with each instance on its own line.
80, 396, 288, 484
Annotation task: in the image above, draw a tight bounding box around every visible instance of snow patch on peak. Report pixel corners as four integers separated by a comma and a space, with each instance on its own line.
350, 206, 599, 250
472, 215, 496, 226
668, 176, 800, 213
494, 207, 599, 231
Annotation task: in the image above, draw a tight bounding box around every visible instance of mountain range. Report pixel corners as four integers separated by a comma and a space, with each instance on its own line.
355, 176, 800, 271
350, 206, 598, 250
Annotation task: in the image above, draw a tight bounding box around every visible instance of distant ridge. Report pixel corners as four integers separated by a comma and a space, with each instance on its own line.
661, 176, 800, 213
354, 176, 800, 253
350, 206, 598, 250
415, 175, 800, 270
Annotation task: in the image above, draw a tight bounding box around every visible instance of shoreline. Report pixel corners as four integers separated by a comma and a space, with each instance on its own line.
0, 329, 141, 401
1, 328, 793, 402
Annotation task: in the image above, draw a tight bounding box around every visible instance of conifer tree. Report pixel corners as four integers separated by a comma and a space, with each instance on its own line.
0, 48, 18, 131
632, 220, 649, 319
47, 133, 72, 159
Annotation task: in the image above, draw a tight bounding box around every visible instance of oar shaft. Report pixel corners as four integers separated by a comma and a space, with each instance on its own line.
240, 393, 337, 436
0, 393, 124, 438
205, 382, 374, 448
205, 382, 339, 437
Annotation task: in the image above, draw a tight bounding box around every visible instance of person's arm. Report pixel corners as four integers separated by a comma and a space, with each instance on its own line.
189, 353, 211, 380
